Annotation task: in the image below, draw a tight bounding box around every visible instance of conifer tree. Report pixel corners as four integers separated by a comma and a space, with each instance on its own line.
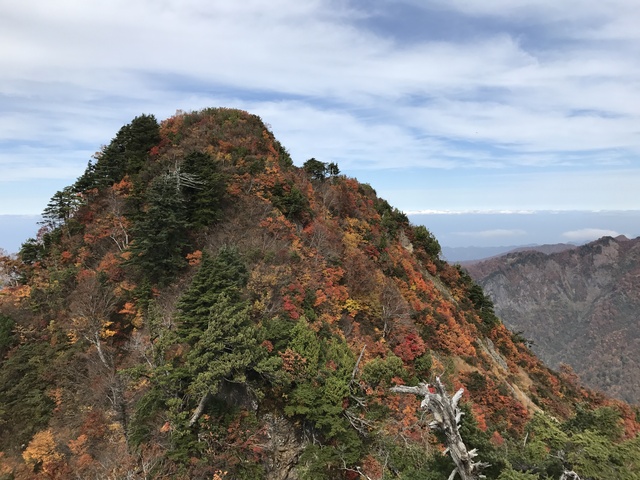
92, 114, 160, 186
175, 247, 248, 342
186, 294, 259, 426
182, 151, 226, 229
128, 173, 189, 284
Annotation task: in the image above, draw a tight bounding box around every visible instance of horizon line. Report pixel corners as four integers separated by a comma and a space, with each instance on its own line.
406, 209, 640, 215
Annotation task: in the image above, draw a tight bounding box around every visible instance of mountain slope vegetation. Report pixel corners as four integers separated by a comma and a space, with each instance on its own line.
466, 235, 640, 405
1, 108, 639, 479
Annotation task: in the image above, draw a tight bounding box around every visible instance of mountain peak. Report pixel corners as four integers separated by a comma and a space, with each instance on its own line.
1, 108, 638, 479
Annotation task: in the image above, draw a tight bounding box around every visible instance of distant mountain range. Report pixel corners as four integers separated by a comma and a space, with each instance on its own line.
443, 243, 578, 263
465, 235, 640, 404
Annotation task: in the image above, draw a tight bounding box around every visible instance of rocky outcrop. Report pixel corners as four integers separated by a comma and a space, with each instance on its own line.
466, 236, 640, 404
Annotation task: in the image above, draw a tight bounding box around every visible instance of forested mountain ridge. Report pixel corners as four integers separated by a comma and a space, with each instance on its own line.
1, 108, 639, 479
465, 235, 640, 405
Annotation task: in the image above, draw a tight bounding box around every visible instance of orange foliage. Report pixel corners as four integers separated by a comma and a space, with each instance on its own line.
186, 250, 203, 266
22, 429, 64, 471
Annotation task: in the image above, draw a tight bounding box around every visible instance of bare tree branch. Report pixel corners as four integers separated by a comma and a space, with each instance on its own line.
391, 377, 489, 480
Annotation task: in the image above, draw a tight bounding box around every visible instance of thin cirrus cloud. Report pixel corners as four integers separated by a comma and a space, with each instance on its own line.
0, 0, 639, 215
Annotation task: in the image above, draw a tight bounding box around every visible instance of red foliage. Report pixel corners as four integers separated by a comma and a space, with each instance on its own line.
393, 333, 426, 363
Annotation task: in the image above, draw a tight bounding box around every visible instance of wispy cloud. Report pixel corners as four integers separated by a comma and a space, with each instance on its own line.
1, 0, 639, 213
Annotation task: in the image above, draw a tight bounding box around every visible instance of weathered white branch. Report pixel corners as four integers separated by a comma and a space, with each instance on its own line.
391, 377, 489, 480
188, 392, 211, 427
560, 470, 581, 480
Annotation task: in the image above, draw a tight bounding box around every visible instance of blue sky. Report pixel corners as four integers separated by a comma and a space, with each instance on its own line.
1, 0, 639, 249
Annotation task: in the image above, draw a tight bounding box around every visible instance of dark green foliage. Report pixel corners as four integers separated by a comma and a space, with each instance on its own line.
382, 440, 452, 479
19, 237, 44, 265
284, 320, 358, 442
376, 199, 409, 238
465, 370, 488, 392
414, 351, 433, 379
297, 430, 362, 480
361, 354, 405, 387
128, 173, 189, 285
260, 316, 295, 353
0, 314, 14, 359
412, 225, 441, 259
176, 247, 248, 341
303, 158, 327, 180
271, 182, 311, 223
502, 410, 640, 479
563, 405, 624, 441
465, 281, 501, 332
131, 248, 258, 462
73, 159, 98, 193
274, 139, 293, 169
0, 341, 55, 450
128, 385, 167, 448
326, 162, 340, 176
181, 151, 227, 229
456, 402, 506, 477
497, 468, 539, 479
92, 114, 160, 187
302, 158, 340, 181
186, 294, 259, 398
41, 186, 84, 231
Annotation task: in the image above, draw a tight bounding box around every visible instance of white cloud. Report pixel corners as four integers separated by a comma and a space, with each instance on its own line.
561, 228, 621, 242
1, 0, 640, 212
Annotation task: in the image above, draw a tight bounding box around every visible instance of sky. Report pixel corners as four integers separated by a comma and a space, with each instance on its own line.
1, 0, 639, 251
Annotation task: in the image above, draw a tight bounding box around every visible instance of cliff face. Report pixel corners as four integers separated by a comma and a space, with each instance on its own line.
467, 236, 640, 404
1, 109, 638, 479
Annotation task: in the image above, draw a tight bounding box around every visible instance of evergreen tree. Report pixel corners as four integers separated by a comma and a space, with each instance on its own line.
303, 158, 328, 180
41, 186, 84, 230
284, 319, 355, 438
176, 247, 248, 343
128, 173, 189, 285
186, 294, 258, 399
412, 224, 441, 258
181, 151, 226, 229
93, 114, 160, 186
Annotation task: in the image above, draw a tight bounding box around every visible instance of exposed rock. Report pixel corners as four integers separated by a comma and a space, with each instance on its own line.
466, 236, 640, 404
262, 414, 305, 480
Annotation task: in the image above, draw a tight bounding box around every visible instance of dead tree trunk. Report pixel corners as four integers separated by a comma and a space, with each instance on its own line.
391, 377, 488, 480
560, 471, 581, 480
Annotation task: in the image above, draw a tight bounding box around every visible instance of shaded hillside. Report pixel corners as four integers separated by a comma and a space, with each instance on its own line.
466, 235, 640, 404
1, 109, 639, 479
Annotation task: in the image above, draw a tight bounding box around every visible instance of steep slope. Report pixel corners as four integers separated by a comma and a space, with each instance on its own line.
466, 235, 640, 404
1, 108, 638, 479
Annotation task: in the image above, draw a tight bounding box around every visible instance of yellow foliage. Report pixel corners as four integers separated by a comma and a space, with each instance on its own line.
102, 324, 117, 339
22, 429, 63, 470
344, 298, 369, 316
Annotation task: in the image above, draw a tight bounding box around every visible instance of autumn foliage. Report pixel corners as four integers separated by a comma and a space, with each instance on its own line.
1, 108, 638, 479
